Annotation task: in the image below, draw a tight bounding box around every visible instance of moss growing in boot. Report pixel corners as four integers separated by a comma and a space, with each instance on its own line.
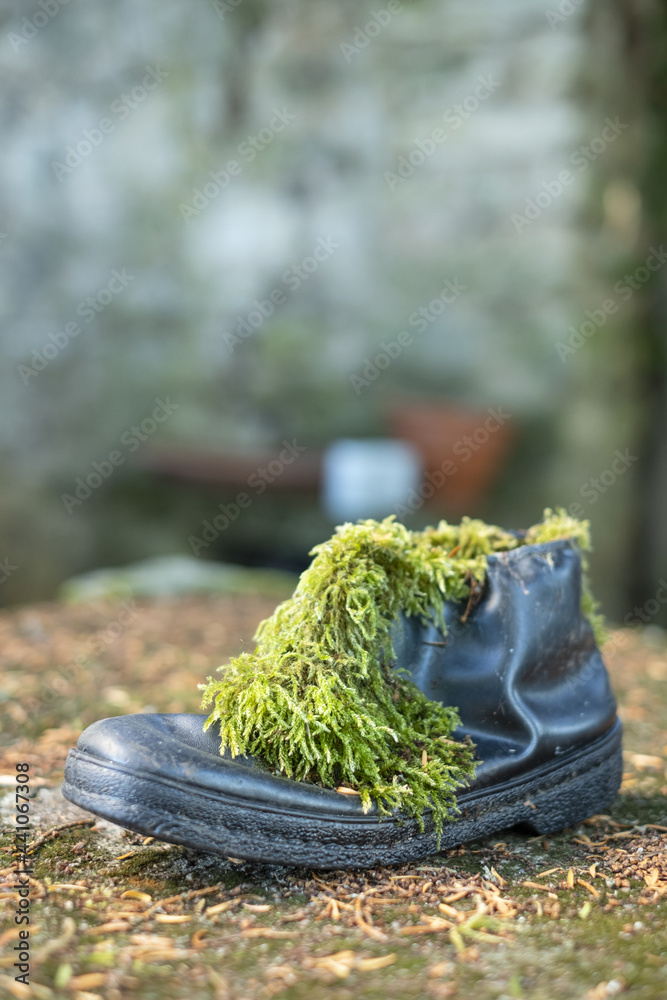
201, 508, 603, 844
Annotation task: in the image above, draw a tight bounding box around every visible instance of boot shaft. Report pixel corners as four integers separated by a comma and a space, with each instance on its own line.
394, 539, 618, 789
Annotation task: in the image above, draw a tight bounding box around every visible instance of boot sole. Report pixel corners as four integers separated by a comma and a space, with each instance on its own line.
62, 719, 622, 869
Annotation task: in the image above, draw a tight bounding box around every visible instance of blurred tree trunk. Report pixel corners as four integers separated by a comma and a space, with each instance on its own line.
626, 0, 667, 623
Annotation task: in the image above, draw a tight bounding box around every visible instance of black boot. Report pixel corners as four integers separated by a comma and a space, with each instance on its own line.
63, 535, 621, 868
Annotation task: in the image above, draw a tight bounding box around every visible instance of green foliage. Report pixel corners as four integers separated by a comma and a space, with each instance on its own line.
201, 508, 601, 843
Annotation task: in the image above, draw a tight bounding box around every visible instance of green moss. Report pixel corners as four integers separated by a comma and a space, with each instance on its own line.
201, 508, 601, 844
524, 511, 607, 646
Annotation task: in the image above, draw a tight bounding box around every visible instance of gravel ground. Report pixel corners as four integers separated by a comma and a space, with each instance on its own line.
1, 595, 666, 1000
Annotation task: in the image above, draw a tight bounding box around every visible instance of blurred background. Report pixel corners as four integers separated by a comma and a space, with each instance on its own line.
1, 0, 665, 625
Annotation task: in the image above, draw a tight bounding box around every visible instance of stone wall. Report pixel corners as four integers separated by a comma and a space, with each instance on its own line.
0, 0, 653, 619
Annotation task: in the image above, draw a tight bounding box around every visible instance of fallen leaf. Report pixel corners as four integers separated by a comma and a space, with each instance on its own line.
206, 900, 235, 916
84, 922, 130, 935
356, 954, 396, 971
398, 919, 452, 935
130, 934, 173, 946
120, 890, 152, 903
627, 753, 663, 770
577, 878, 600, 898
191, 929, 209, 948
68, 973, 108, 989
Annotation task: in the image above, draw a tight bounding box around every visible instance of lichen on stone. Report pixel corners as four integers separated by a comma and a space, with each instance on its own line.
200, 508, 603, 843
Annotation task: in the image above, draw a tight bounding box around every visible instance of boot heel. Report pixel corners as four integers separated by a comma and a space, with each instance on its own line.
518, 735, 624, 836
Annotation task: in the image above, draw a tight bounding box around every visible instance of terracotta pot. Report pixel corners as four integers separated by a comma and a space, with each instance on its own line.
389, 402, 515, 514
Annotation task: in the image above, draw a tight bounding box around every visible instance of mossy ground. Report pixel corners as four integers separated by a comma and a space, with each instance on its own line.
1, 593, 666, 1000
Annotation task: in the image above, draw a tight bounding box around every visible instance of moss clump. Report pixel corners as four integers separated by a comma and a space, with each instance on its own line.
201, 508, 602, 843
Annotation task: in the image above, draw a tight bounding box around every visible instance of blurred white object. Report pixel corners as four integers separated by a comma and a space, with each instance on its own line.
322, 438, 422, 523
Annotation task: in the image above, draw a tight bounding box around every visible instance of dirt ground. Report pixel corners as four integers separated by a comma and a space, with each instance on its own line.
1, 593, 666, 1000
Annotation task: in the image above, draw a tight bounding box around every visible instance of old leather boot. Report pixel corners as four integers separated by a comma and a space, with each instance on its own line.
63, 526, 622, 868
